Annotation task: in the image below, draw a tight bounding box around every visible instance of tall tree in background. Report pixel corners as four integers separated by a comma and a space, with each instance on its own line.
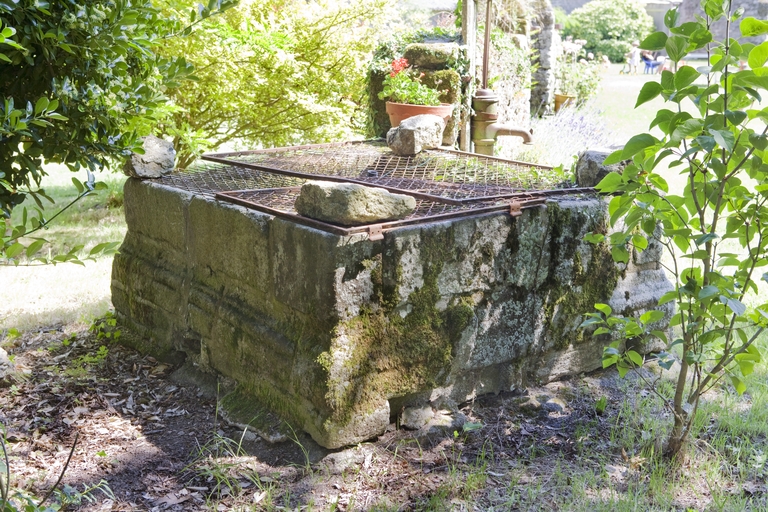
0, 0, 234, 262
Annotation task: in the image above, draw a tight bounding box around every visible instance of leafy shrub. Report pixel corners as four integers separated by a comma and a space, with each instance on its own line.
556, 59, 603, 101
378, 58, 443, 106
582, 5, 768, 457
0, 0, 233, 265
593, 39, 633, 63
366, 27, 467, 137
565, 0, 654, 62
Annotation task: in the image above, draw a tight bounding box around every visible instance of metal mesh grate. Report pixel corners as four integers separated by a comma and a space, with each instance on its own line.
153, 141, 593, 237
199, 141, 567, 202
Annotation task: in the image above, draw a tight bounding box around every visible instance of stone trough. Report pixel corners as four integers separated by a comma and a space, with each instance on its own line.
111, 142, 672, 449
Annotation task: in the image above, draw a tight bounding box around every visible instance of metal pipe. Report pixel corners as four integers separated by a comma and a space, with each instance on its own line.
482, 0, 492, 89
471, 88, 533, 155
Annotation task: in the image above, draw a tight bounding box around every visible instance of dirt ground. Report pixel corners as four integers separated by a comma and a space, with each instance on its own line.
0, 322, 710, 511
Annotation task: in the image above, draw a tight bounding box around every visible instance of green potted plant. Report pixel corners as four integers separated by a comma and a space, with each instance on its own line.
378, 58, 453, 127
554, 39, 603, 111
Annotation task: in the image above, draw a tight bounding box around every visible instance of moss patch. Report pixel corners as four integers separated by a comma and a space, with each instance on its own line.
318, 228, 475, 425
422, 69, 462, 105
403, 43, 460, 70
540, 203, 618, 349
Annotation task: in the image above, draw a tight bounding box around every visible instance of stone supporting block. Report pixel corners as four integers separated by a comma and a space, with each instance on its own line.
295, 181, 416, 226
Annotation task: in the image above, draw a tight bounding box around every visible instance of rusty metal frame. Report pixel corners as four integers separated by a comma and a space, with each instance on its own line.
150, 141, 600, 240
214, 188, 562, 238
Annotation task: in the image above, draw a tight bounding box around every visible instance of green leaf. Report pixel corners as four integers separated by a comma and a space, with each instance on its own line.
72, 177, 85, 194
648, 173, 669, 192
710, 129, 735, 151
650, 330, 668, 343
737, 359, 755, 377
635, 81, 663, 108
703, 0, 725, 19
698, 285, 719, 299
611, 245, 630, 264
640, 310, 666, 324
695, 232, 718, 246
674, 66, 699, 89
658, 290, 678, 305
664, 8, 679, 29
632, 234, 648, 250
730, 375, 747, 395
741, 17, 768, 37
689, 28, 713, 49
621, 133, 658, 159
34, 96, 49, 115
666, 35, 688, 62
641, 32, 668, 50
720, 296, 747, 316
748, 41, 768, 69
660, 70, 675, 90
749, 132, 768, 150
26, 239, 45, 258
725, 110, 748, 126
595, 303, 612, 316
627, 350, 644, 367
595, 171, 623, 193
5, 242, 24, 259
602, 149, 626, 166
583, 232, 605, 244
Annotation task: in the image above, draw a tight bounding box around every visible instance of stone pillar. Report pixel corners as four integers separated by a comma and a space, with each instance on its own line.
530, 0, 560, 116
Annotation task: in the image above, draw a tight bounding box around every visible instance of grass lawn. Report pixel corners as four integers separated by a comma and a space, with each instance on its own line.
0, 166, 126, 331
1, 65, 768, 510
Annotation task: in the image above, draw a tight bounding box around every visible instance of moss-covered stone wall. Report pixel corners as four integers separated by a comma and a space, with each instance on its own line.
113, 180, 673, 448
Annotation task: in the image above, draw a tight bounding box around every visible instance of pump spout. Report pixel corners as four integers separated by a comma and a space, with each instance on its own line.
487, 124, 533, 144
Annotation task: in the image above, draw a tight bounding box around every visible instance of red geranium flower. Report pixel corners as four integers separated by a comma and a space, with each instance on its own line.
390, 57, 408, 77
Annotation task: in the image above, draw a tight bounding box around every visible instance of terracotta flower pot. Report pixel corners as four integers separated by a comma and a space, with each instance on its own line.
385, 101, 453, 128
554, 93, 576, 112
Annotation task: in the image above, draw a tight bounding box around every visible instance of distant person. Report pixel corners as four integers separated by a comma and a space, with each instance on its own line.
628, 41, 641, 75
641, 51, 662, 74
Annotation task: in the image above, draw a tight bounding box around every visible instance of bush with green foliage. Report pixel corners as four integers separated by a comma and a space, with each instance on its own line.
564, 0, 655, 62
157, 0, 387, 169
582, 4, 768, 457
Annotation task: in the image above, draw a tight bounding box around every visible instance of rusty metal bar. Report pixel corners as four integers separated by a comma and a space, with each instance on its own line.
214, 188, 579, 240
